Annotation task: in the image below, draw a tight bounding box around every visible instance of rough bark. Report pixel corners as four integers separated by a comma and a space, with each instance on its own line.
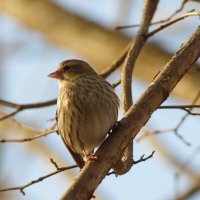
60, 26, 200, 200
113, 0, 159, 175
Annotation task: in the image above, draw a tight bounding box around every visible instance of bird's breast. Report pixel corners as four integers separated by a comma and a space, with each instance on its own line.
57, 79, 118, 154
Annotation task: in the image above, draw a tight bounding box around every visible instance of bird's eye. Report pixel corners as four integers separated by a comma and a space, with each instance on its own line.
63, 65, 71, 72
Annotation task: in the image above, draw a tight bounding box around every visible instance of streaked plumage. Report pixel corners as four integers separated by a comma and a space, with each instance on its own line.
48, 59, 119, 167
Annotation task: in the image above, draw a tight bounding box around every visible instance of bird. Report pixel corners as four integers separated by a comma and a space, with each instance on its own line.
48, 59, 119, 168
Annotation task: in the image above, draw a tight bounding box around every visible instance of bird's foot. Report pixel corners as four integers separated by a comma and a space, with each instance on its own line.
83, 151, 98, 162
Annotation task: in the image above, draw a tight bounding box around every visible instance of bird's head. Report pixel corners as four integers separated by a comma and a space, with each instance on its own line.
48, 59, 96, 82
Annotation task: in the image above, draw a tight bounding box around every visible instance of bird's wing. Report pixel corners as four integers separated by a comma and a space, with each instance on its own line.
56, 111, 85, 169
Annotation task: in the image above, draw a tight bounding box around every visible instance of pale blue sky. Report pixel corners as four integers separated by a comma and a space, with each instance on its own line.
0, 1, 200, 200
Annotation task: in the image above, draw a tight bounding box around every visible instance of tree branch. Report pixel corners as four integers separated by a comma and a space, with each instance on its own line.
100, 44, 130, 78
113, 0, 158, 175
133, 151, 155, 164
0, 128, 57, 143
147, 11, 200, 38
0, 163, 77, 195
60, 19, 200, 200
0, 99, 57, 121
115, 0, 189, 30
137, 90, 200, 144
159, 105, 200, 109
0, 99, 57, 109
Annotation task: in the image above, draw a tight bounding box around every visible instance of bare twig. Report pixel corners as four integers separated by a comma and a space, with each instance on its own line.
133, 151, 155, 164
177, 108, 200, 116
147, 11, 200, 38
1, 98, 199, 124
112, 79, 121, 88
0, 99, 57, 121
100, 43, 131, 78
137, 90, 200, 144
0, 109, 20, 121
174, 130, 191, 146
0, 128, 57, 143
0, 164, 77, 195
159, 105, 200, 109
100, 11, 200, 79
0, 99, 57, 109
159, 104, 200, 115
174, 90, 200, 131
50, 158, 60, 170
115, 0, 189, 30
108, 150, 155, 176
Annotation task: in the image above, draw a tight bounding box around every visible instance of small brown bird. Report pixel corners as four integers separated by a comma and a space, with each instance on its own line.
48, 59, 119, 168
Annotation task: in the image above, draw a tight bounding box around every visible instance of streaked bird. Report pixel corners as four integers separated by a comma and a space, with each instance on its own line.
48, 59, 119, 168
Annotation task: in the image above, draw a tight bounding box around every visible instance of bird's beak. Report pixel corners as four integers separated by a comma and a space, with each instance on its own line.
48, 70, 62, 80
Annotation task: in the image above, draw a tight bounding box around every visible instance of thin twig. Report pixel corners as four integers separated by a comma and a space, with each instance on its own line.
0, 99, 57, 121
112, 79, 121, 88
107, 150, 155, 176
137, 90, 200, 144
0, 128, 57, 143
133, 151, 155, 164
159, 104, 200, 115
159, 105, 200, 109
0, 165, 77, 195
0, 99, 57, 109
0, 109, 21, 121
154, 128, 175, 134
115, 0, 188, 30
50, 158, 60, 170
100, 43, 131, 78
100, 11, 199, 78
175, 90, 200, 131
179, 108, 200, 116
147, 11, 200, 38
174, 130, 191, 146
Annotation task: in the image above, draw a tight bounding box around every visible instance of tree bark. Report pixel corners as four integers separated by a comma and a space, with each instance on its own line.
60, 26, 200, 200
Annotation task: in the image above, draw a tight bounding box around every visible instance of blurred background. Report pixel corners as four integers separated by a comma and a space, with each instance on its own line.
0, 0, 200, 199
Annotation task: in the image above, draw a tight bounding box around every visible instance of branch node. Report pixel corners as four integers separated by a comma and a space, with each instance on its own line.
133, 151, 155, 164
50, 158, 60, 170
20, 189, 25, 195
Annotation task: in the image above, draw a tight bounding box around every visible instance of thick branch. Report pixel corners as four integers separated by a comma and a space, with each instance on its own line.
113, 0, 158, 175
122, 0, 158, 111
60, 25, 200, 200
